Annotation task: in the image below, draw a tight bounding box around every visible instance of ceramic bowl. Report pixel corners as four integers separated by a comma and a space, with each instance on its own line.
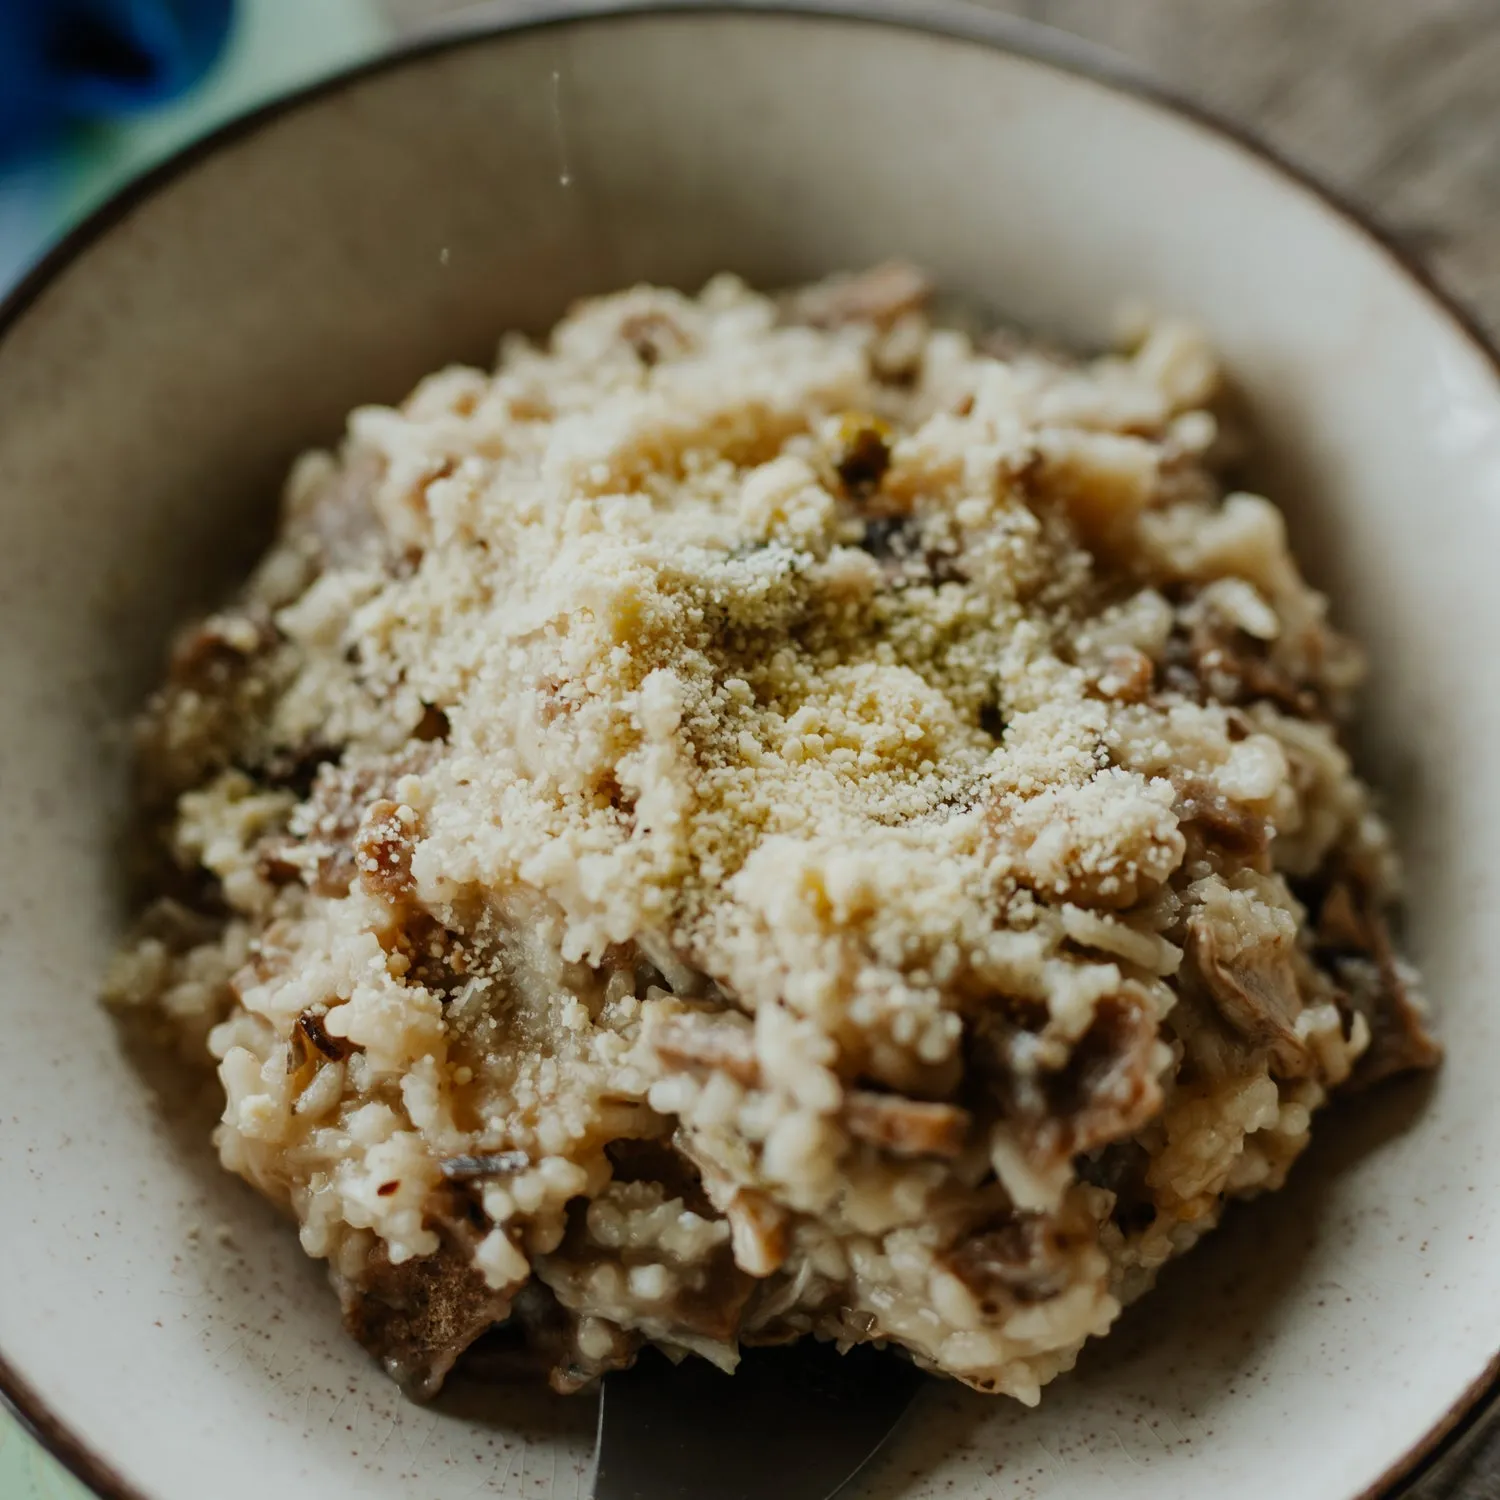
2, 5, 1498, 1498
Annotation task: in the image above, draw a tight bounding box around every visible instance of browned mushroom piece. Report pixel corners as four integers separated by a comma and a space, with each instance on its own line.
619, 310, 691, 366
459, 1282, 573, 1383
286, 760, 383, 896
831, 412, 894, 500
1076, 1139, 1157, 1233
464, 1281, 644, 1392
1185, 910, 1311, 1076
287, 1008, 354, 1073
668, 1253, 760, 1346
649, 1012, 761, 1087
134, 605, 287, 802
843, 1089, 973, 1158
781, 261, 934, 330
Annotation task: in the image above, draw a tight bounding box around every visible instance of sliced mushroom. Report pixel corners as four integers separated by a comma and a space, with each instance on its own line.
167, 607, 276, 692
1092, 645, 1155, 704
287, 1008, 354, 1073
1348, 961, 1442, 1089
650, 1012, 761, 1087
844, 1089, 972, 1158
276, 749, 434, 898
1048, 992, 1165, 1158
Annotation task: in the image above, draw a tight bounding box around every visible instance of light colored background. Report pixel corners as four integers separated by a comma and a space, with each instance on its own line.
3, 0, 1496, 1495
379, 0, 1500, 340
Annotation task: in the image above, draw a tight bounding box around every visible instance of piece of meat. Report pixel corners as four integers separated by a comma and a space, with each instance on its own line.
781, 262, 934, 330
267, 749, 435, 898
166, 607, 276, 693
650, 1012, 761, 1087
1091, 646, 1155, 704
1173, 775, 1270, 860
975, 990, 1165, 1171
844, 1089, 972, 1158
1179, 614, 1323, 719
1312, 875, 1442, 1089
1185, 910, 1311, 1076
463, 1281, 640, 1390
1076, 1140, 1157, 1233
941, 1212, 1083, 1310
725, 1189, 789, 1278
355, 798, 419, 902
342, 1233, 515, 1401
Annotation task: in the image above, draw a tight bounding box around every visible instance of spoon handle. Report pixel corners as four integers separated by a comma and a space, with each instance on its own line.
591, 1342, 925, 1500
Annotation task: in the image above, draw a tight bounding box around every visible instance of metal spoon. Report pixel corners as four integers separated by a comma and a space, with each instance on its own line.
591, 1342, 925, 1500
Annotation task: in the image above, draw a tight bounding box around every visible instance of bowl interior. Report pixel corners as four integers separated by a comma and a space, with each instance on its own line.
1, 10, 1498, 1499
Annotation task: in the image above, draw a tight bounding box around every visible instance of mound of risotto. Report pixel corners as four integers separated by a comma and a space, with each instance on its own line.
107, 266, 1438, 1404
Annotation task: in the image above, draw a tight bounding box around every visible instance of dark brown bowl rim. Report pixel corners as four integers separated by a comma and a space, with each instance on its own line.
1, 3, 1495, 1497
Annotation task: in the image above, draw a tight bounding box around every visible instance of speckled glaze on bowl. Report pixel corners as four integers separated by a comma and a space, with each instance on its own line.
2, 5, 1498, 1498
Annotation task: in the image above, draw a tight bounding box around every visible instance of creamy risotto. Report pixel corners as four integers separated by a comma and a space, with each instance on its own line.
107, 266, 1438, 1403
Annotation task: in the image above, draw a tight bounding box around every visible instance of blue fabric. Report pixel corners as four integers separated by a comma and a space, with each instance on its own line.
0, 0, 234, 157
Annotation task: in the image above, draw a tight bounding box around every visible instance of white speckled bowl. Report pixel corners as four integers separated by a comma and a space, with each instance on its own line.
2, 5, 1498, 1498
